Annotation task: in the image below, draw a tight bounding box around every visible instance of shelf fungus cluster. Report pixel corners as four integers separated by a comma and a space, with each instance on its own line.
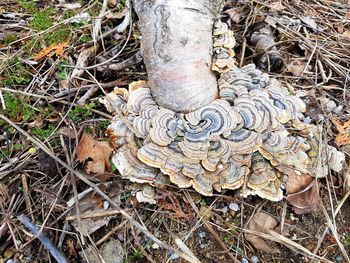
103, 21, 345, 201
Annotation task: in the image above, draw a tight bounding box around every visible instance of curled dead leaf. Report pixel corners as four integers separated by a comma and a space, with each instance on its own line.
286, 173, 313, 194
224, 8, 243, 24
287, 60, 312, 77
286, 175, 320, 214
245, 212, 281, 254
76, 133, 113, 174
269, 2, 285, 12
341, 30, 350, 39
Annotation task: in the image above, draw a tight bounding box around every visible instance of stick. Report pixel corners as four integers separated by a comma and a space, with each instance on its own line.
18, 214, 68, 263
0, 114, 197, 263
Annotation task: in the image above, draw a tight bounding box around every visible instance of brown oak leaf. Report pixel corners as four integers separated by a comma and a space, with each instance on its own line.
286, 173, 320, 214
245, 212, 281, 254
76, 133, 113, 174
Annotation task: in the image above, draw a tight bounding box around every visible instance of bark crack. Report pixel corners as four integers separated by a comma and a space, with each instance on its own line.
153, 5, 172, 62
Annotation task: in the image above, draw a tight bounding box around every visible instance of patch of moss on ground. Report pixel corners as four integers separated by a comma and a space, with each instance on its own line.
19, 0, 37, 13
31, 11, 54, 31
2, 35, 17, 46
1, 93, 35, 122
43, 27, 71, 45
78, 34, 92, 44
32, 124, 56, 140
0, 57, 31, 86
68, 102, 96, 123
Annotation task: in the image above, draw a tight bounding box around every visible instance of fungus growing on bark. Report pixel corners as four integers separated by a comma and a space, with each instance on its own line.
103, 0, 345, 202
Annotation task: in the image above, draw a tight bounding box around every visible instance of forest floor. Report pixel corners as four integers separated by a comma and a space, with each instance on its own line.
0, 0, 350, 262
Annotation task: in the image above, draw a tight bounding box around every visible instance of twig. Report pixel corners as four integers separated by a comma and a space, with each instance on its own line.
184, 191, 239, 263
92, 0, 108, 42
77, 87, 99, 105
108, 50, 142, 71
241, 227, 333, 263
21, 174, 34, 221
0, 88, 5, 110
0, 114, 198, 263
96, 221, 127, 246
18, 214, 68, 263
65, 209, 122, 221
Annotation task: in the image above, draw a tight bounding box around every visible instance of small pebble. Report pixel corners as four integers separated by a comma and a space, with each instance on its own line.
333, 105, 343, 114
152, 243, 160, 249
303, 116, 312, 124
199, 244, 207, 249
221, 206, 228, 214
228, 202, 240, 211
198, 231, 206, 238
251, 255, 259, 263
335, 255, 343, 262
117, 234, 124, 242
170, 253, 179, 260
240, 258, 249, 263
6, 259, 14, 263
103, 201, 110, 210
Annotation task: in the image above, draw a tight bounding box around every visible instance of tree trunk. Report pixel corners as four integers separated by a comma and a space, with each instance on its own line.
133, 0, 223, 112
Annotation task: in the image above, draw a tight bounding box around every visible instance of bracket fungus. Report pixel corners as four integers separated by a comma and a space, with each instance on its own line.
104, 19, 345, 202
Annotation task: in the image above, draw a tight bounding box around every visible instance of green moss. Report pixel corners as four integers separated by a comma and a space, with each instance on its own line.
32, 125, 56, 140
78, 34, 92, 44
0, 148, 10, 160
68, 102, 96, 123
63, 10, 77, 20
99, 120, 110, 130
19, 0, 37, 13
2, 35, 17, 46
31, 11, 54, 31
344, 234, 350, 248
2, 93, 35, 122
0, 143, 23, 160
116, 0, 126, 12
0, 57, 31, 85
43, 27, 71, 45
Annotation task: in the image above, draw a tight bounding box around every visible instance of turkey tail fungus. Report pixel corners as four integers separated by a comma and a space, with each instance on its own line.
103, 0, 345, 202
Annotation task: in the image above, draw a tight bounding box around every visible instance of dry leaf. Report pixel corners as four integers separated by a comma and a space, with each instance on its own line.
286, 173, 313, 194
245, 212, 280, 254
37, 149, 57, 176
76, 133, 113, 174
34, 42, 69, 61
269, 2, 285, 12
300, 16, 319, 31
66, 184, 120, 235
70, 45, 97, 80
287, 60, 311, 77
224, 8, 243, 24
332, 119, 350, 146
287, 178, 320, 214
341, 30, 350, 39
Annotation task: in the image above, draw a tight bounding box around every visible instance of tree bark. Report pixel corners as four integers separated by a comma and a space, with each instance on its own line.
133, 0, 223, 112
